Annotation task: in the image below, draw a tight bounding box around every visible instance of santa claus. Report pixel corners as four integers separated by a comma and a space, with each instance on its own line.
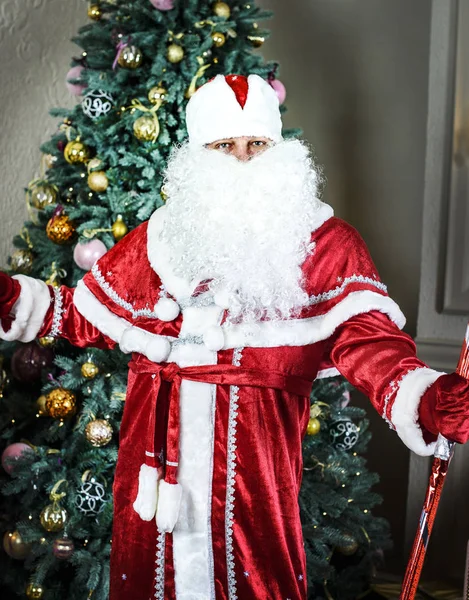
0, 73, 468, 600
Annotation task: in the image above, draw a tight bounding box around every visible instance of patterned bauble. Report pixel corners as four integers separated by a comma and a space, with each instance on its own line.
306, 417, 321, 436
336, 534, 359, 556
40, 502, 67, 532
64, 140, 89, 164
3, 530, 31, 560
247, 34, 265, 48
211, 31, 226, 47
85, 419, 113, 447
52, 536, 75, 560
76, 476, 106, 516
36, 395, 48, 417
81, 361, 99, 379
148, 85, 167, 105
112, 215, 128, 241
88, 4, 102, 20
29, 182, 57, 210
46, 214, 75, 245
87, 170, 109, 192
38, 336, 56, 348
167, 43, 184, 63
213, 1, 230, 18
82, 89, 114, 120
329, 416, 359, 451
26, 583, 44, 599
10, 249, 34, 274
11, 342, 54, 383
118, 45, 143, 69
45, 388, 77, 419
2, 443, 34, 474
133, 115, 159, 142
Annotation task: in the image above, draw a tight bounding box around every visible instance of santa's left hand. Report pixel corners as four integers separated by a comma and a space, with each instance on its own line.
419, 372, 469, 444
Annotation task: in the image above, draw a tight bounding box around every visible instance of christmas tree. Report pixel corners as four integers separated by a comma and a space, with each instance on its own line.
0, 1, 390, 599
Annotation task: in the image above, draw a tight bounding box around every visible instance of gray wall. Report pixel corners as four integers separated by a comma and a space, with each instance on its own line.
258, 0, 432, 570
0, 0, 434, 575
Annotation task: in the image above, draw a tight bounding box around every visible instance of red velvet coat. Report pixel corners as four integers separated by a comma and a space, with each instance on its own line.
3, 204, 444, 600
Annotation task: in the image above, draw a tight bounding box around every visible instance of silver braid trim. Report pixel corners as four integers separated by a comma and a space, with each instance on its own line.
50, 286, 64, 338
308, 275, 387, 306
91, 264, 160, 319
154, 531, 165, 599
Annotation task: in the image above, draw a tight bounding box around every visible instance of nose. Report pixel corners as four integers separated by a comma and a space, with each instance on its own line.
232, 145, 250, 162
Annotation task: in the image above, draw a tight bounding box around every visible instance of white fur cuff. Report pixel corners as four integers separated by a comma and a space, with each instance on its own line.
156, 480, 183, 533
0, 275, 51, 342
133, 464, 160, 521
391, 367, 446, 456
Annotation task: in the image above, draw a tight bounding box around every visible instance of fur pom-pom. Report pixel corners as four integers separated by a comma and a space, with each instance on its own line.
119, 327, 171, 362
156, 480, 183, 533
203, 325, 225, 351
133, 464, 160, 521
154, 297, 180, 321
145, 336, 171, 363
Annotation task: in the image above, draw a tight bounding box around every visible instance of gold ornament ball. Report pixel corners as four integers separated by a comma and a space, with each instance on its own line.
36, 395, 48, 417
3, 530, 31, 560
211, 31, 226, 47
85, 419, 113, 447
148, 85, 167, 105
213, 1, 231, 18
87, 171, 109, 193
40, 503, 67, 532
29, 182, 57, 210
336, 535, 358, 556
167, 43, 184, 63
160, 185, 168, 202
43, 154, 57, 170
112, 215, 128, 241
118, 45, 143, 69
53, 536, 75, 560
64, 140, 89, 165
306, 417, 321, 436
26, 583, 44, 599
87, 157, 103, 171
38, 336, 56, 348
81, 361, 99, 379
45, 388, 76, 419
10, 249, 34, 274
247, 34, 265, 48
88, 4, 102, 20
46, 215, 75, 245
133, 115, 159, 142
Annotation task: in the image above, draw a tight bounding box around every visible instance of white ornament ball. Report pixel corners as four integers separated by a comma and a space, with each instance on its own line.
76, 478, 106, 517
82, 89, 114, 120
73, 240, 107, 271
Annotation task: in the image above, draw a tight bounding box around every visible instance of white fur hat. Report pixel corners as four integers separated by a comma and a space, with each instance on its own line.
186, 74, 283, 146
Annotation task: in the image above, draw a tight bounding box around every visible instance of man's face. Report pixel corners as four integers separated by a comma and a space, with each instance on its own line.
205, 136, 272, 162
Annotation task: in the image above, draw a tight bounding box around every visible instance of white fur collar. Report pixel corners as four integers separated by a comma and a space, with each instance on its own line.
146, 202, 334, 302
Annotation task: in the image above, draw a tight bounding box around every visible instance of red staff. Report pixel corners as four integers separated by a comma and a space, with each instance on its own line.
399, 327, 469, 599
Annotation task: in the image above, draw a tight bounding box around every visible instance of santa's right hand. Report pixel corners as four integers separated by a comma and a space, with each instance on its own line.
0, 272, 21, 319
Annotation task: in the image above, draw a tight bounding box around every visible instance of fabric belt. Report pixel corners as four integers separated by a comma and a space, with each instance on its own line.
129, 357, 313, 486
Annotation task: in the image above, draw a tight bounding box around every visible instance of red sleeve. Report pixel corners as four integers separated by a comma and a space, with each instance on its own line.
39, 285, 116, 350
327, 310, 441, 453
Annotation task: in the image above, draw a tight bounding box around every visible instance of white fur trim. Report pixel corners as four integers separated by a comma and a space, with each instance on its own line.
154, 297, 180, 321
186, 74, 283, 146
73, 281, 174, 362
315, 367, 341, 379
216, 290, 406, 350
203, 325, 225, 352
214, 289, 231, 309
156, 480, 183, 533
147, 204, 334, 302
0, 276, 51, 342
391, 367, 445, 456
133, 464, 160, 521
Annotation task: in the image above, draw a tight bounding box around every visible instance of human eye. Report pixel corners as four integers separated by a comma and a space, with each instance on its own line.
250, 140, 266, 147
216, 141, 231, 149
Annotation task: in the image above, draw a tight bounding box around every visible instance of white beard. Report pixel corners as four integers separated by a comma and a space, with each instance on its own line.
161, 139, 324, 323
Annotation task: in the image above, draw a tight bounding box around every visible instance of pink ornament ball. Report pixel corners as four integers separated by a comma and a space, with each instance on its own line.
73, 240, 107, 271
270, 79, 287, 105
66, 65, 86, 96
2, 443, 33, 475
149, 0, 175, 10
